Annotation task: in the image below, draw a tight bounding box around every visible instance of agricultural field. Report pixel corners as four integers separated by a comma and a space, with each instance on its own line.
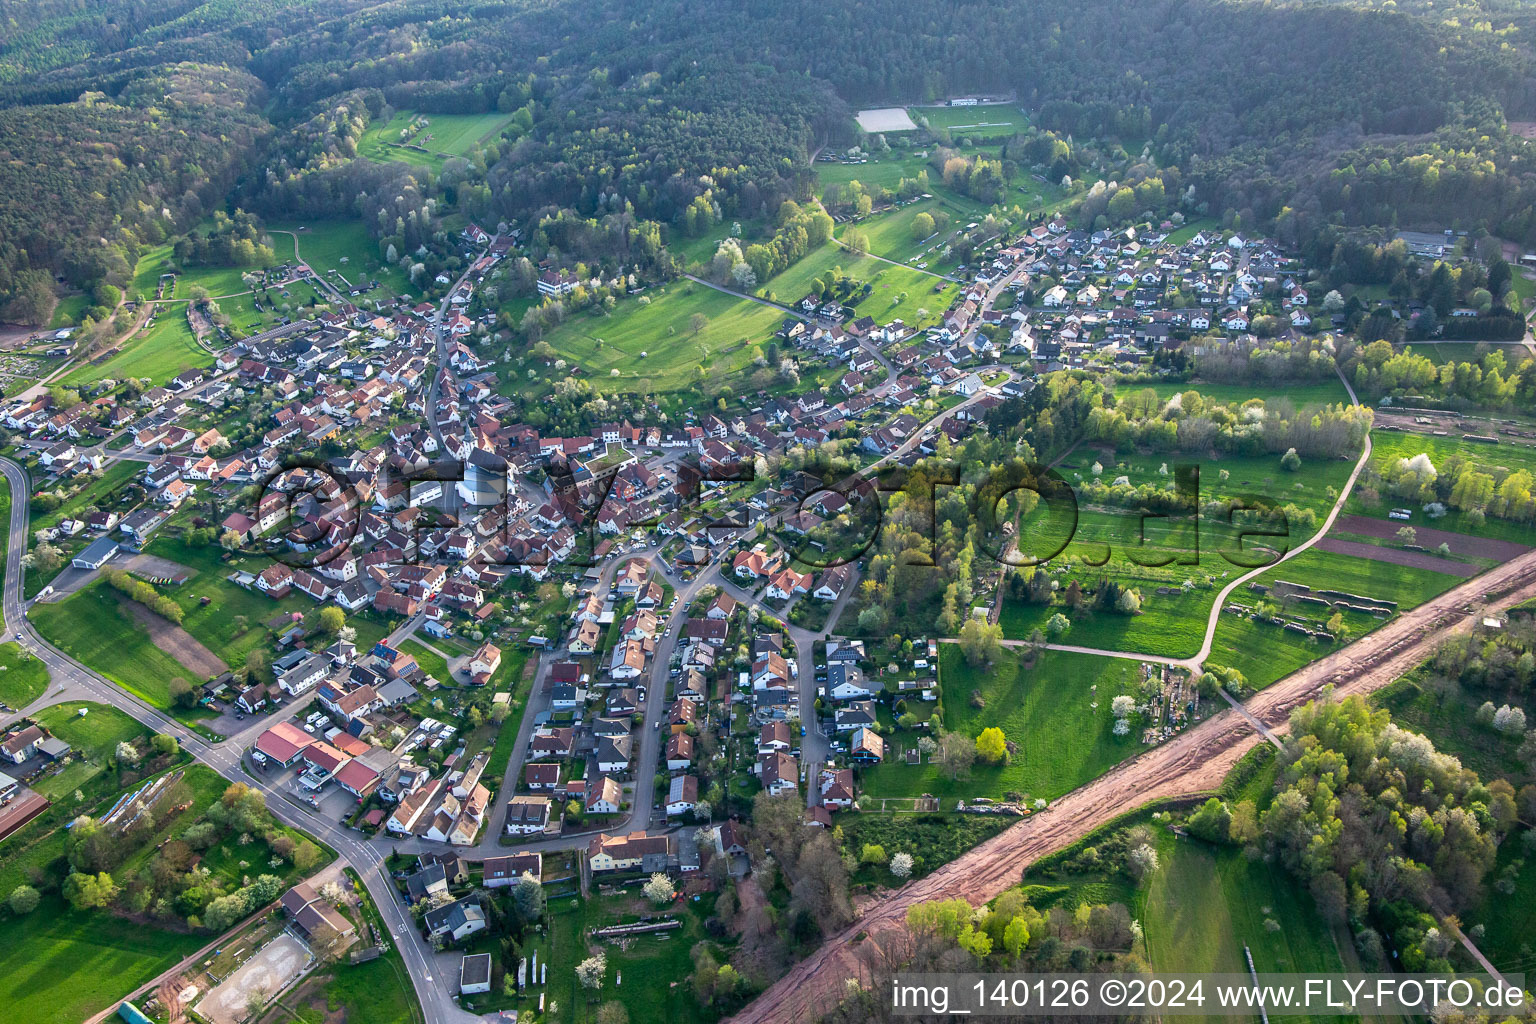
859, 645, 1145, 802
358, 109, 511, 166
540, 280, 784, 393
762, 240, 959, 329
62, 312, 209, 387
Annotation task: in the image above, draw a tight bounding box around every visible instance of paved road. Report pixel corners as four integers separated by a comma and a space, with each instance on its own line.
0, 457, 478, 1024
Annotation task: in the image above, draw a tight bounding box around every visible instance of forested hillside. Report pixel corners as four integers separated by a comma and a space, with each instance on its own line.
5, 0, 1536, 320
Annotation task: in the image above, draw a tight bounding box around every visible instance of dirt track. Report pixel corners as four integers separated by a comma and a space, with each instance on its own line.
117, 594, 227, 680
726, 548, 1536, 1024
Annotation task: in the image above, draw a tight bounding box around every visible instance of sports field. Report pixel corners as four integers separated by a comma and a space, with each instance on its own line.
910, 104, 1028, 137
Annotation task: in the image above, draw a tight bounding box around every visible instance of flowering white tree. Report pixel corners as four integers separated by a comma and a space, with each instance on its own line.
1128, 844, 1159, 883
642, 872, 675, 904
576, 953, 607, 990
890, 852, 914, 879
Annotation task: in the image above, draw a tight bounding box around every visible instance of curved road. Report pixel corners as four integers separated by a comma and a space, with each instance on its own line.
0, 457, 478, 1024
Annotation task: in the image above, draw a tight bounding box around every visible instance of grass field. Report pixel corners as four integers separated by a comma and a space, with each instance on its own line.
0, 754, 223, 1024
30, 580, 209, 706
762, 240, 959, 329
400, 639, 452, 685
266, 219, 414, 299
0, 891, 206, 1024
144, 535, 317, 670
33, 696, 154, 798
860, 645, 1144, 801
1372, 672, 1534, 787
1468, 838, 1536, 975
1204, 547, 1462, 688
1133, 376, 1351, 413
1352, 429, 1536, 544
541, 280, 783, 392
910, 104, 1028, 137
358, 109, 511, 167
837, 196, 974, 272
0, 641, 49, 708
35, 699, 151, 758
62, 312, 209, 386
49, 293, 92, 328
1142, 833, 1349, 981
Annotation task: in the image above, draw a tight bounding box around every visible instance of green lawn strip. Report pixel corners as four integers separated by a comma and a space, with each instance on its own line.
29, 580, 208, 707
860, 645, 1142, 802
484, 650, 534, 780
358, 109, 510, 166
400, 639, 453, 685
541, 281, 782, 392
837, 196, 965, 267
0, 640, 50, 707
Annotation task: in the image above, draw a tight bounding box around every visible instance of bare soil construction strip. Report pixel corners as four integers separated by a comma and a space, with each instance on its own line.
1313, 536, 1477, 576
726, 549, 1536, 1024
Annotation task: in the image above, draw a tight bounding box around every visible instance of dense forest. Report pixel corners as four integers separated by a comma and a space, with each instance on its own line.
7, 0, 1536, 318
